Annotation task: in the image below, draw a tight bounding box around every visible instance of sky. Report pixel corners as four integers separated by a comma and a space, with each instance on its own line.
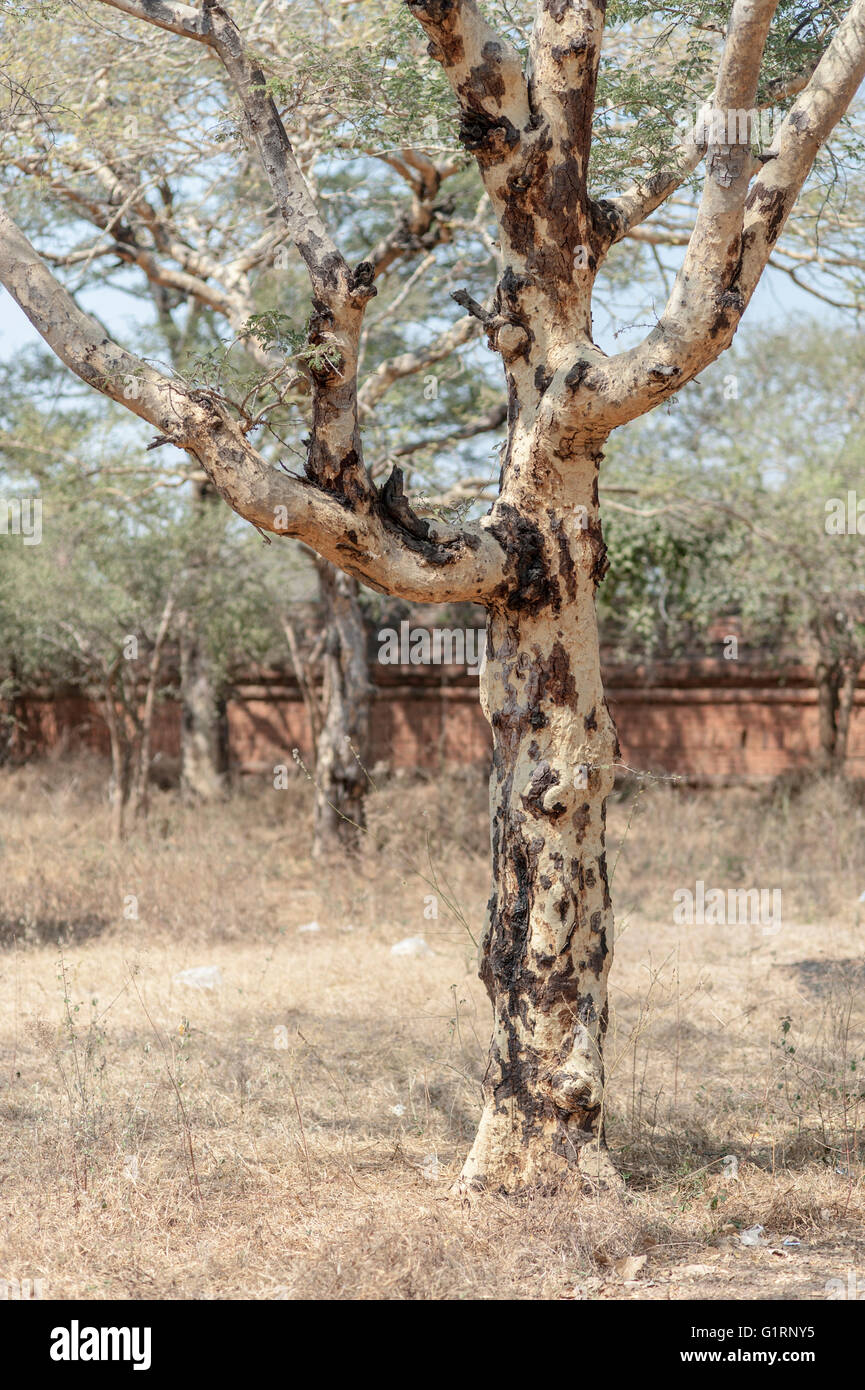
0, 231, 846, 371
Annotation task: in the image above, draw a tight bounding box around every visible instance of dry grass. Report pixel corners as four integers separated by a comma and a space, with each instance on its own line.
0, 757, 864, 1300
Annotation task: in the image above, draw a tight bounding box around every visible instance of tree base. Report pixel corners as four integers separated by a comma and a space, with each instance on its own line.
454, 1105, 621, 1197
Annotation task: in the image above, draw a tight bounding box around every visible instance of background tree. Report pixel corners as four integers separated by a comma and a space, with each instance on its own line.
0, 0, 517, 848
0, 352, 289, 823
601, 321, 865, 772
1, 486, 179, 838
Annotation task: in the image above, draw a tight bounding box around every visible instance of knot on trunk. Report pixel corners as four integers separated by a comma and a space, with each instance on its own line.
541, 1025, 604, 1114
494, 322, 530, 362
521, 760, 575, 822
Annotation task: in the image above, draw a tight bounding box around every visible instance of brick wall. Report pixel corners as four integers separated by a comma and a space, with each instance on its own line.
10, 659, 864, 782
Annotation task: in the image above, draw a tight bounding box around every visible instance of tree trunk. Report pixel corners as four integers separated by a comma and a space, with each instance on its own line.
834, 659, 861, 772
282, 615, 325, 764
103, 669, 132, 842
815, 658, 843, 772
130, 591, 175, 821
0, 659, 21, 766
179, 618, 228, 802
460, 445, 621, 1193
179, 481, 228, 803
815, 655, 861, 775
312, 559, 373, 859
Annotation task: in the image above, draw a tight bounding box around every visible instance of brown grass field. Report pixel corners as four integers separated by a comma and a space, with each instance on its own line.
1, 757, 864, 1301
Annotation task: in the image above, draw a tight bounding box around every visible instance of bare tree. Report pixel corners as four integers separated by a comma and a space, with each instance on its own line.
2, 0, 865, 1190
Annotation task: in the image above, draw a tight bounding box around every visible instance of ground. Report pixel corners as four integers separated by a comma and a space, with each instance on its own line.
0, 758, 863, 1300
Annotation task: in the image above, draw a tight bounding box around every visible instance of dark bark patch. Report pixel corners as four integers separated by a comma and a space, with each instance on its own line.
551, 38, 588, 61
592, 197, 625, 245
744, 182, 787, 248
603, 696, 621, 758
497, 265, 535, 319
551, 1116, 599, 1162
585, 923, 607, 977
544, 640, 577, 704
459, 110, 520, 165
470, 42, 507, 103
572, 803, 591, 843
348, 260, 377, 302
586, 520, 609, 586
490, 503, 557, 615
379, 464, 431, 541
305, 252, 343, 294
709, 287, 745, 340
534, 363, 553, 396
648, 363, 680, 383
498, 140, 553, 257
598, 851, 612, 910
565, 358, 600, 392
547, 510, 577, 602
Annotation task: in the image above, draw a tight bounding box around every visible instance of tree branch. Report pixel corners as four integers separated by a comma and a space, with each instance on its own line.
406, 0, 530, 148
529, 0, 607, 172
357, 313, 481, 416
559, 0, 865, 436
89, 0, 216, 43
0, 200, 506, 603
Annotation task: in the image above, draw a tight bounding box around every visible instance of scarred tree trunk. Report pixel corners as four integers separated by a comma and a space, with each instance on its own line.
312, 559, 373, 858
816, 657, 843, 772
461, 436, 620, 1190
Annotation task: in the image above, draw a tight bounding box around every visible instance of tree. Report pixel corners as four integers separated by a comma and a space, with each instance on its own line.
0, 485, 179, 837
601, 322, 865, 771
2, 0, 865, 1190
0, 349, 287, 817
0, 0, 513, 851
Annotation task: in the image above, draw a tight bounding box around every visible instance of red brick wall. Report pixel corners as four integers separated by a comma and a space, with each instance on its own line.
11, 660, 865, 782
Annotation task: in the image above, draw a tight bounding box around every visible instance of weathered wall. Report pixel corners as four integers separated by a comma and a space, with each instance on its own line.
10, 659, 863, 782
